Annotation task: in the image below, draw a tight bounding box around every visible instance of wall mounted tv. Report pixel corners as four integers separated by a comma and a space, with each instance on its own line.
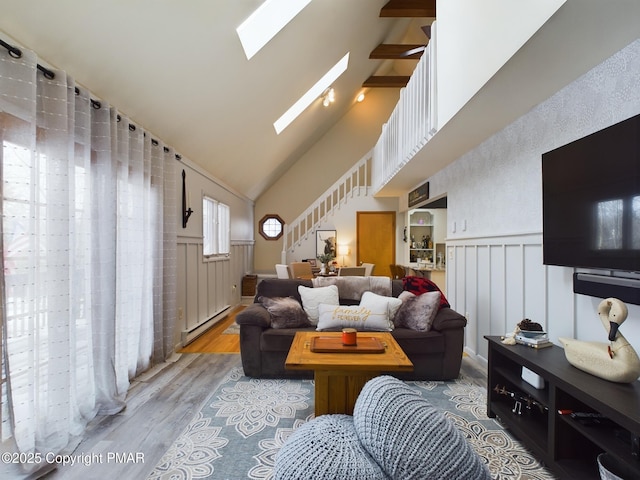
542, 113, 640, 273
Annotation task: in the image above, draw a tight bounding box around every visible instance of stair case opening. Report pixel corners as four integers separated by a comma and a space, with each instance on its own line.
283, 151, 372, 256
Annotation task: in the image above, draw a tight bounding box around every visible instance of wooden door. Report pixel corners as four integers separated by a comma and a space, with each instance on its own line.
356, 211, 395, 278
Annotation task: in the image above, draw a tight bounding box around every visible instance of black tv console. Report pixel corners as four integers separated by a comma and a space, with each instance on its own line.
485, 336, 640, 479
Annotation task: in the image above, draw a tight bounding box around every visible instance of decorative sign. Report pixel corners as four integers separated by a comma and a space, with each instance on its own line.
408, 181, 429, 207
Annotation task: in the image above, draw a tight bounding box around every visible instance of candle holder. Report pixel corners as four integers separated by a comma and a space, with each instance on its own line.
342, 328, 357, 346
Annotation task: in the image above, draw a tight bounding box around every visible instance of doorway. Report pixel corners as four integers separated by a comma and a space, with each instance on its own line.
356, 211, 395, 278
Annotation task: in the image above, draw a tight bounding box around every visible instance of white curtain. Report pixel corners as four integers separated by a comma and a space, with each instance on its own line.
0, 45, 176, 473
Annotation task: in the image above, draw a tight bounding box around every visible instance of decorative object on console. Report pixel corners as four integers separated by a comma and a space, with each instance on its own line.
559, 297, 640, 383
502, 318, 546, 346
518, 318, 543, 332
514, 334, 552, 349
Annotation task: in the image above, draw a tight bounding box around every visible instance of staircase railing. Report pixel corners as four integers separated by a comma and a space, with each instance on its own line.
283, 23, 438, 254
283, 151, 372, 253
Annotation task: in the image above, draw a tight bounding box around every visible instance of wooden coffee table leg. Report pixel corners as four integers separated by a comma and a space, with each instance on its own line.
314, 370, 380, 416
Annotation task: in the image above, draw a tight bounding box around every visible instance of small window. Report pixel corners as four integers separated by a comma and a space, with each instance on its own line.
203, 196, 230, 256
259, 214, 284, 241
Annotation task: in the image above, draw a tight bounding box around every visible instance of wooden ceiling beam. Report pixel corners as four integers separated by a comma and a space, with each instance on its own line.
362, 76, 410, 88
369, 44, 426, 60
379, 0, 436, 17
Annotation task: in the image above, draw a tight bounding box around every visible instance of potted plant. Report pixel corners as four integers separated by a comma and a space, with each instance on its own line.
317, 253, 335, 274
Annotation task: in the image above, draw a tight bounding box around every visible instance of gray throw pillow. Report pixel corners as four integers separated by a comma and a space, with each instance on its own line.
393, 291, 440, 331
258, 296, 311, 329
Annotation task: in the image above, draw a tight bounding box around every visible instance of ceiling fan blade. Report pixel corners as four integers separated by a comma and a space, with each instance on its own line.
400, 45, 426, 58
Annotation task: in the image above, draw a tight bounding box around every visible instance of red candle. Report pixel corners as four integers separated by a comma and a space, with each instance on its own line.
342, 328, 357, 346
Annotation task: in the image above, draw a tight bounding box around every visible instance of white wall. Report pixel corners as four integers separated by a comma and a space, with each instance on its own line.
175, 159, 254, 348
427, 39, 640, 361
436, 0, 565, 128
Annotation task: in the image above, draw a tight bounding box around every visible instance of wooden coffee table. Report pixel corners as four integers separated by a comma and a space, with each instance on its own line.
285, 331, 413, 416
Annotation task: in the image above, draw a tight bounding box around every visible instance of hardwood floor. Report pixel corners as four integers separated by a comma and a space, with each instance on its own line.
460, 353, 488, 389
178, 306, 243, 354
40, 312, 244, 480
40, 353, 241, 480
37, 309, 487, 479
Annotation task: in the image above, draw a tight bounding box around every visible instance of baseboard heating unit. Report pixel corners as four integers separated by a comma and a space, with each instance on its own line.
181, 305, 231, 346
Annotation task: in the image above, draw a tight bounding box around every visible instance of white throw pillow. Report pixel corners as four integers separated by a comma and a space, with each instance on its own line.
316, 303, 393, 332
360, 291, 402, 322
298, 285, 339, 325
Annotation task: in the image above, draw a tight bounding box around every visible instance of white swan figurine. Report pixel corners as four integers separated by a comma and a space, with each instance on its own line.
559, 298, 640, 383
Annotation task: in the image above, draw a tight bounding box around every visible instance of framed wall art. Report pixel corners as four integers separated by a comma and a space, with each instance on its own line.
316, 230, 337, 259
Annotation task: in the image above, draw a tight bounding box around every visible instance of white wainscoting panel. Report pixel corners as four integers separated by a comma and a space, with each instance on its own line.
176, 237, 254, 346
446, 233, 577, 361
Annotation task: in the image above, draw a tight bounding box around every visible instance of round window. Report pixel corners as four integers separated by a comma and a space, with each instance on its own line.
259, 214, 284, 241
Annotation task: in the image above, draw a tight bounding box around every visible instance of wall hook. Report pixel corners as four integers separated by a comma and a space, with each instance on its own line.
182, 169, 193, 228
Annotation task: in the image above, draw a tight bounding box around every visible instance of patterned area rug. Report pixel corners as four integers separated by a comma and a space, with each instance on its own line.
147, 366, 556, 480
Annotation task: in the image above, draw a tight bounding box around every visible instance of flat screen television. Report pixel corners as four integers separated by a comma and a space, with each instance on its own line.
542, 113, 640, 273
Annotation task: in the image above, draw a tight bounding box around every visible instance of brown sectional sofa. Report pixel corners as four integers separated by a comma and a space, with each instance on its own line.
235, 278, 467, 380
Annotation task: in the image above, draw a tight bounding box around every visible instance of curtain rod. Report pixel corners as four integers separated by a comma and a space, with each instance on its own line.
2, 37, 182, 161
0, 37, 55, 79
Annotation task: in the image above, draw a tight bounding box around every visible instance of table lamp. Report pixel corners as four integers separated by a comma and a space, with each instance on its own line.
337, 244, 349, 266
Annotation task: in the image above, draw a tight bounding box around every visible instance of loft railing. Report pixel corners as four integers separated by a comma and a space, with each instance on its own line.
283, 23, 438, 255
372, 23, 438, 192
283, 151, 372, 253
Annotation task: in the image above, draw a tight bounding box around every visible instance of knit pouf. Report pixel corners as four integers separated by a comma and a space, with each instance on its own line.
274, 414, 389, 480
353, 376, 492, 480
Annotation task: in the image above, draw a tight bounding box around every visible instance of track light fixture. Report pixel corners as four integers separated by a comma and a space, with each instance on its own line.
322, 87, 335, 107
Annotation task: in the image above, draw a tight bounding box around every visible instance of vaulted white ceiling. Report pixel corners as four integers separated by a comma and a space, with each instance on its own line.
3, 1, 639, 203
0, 0, 427, 200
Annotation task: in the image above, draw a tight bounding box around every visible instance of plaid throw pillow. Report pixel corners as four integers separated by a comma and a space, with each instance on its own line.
402, 276, 450, 309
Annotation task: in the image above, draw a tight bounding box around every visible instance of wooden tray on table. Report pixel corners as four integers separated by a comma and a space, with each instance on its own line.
310, 336, 386, 353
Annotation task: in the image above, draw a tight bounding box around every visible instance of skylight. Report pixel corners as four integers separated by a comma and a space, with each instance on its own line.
273, 52, 350, 135
236, 0, 313, 60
